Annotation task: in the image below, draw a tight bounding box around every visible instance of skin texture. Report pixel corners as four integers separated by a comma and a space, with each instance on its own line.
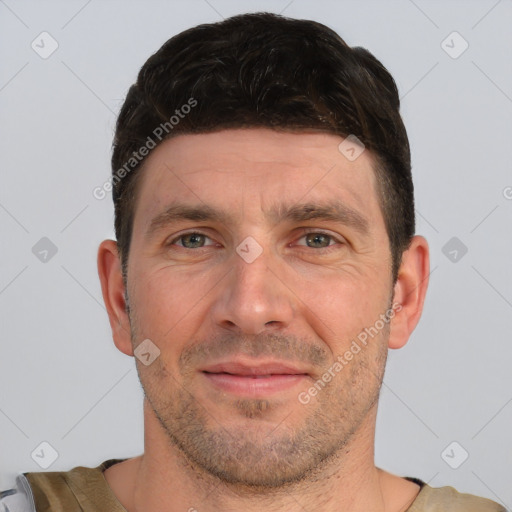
98, 128, 430, 512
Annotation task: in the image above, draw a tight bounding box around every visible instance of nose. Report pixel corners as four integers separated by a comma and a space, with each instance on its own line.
210, 249, 295, 335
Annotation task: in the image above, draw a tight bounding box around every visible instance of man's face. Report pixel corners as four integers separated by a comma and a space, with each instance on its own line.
126, 128, 395, 487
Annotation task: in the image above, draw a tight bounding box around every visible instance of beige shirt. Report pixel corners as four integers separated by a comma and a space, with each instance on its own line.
9, 458, 506, 511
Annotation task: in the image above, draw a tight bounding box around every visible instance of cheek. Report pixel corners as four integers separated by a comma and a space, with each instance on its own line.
293, 272, 390, 350
130, 267, 208, 345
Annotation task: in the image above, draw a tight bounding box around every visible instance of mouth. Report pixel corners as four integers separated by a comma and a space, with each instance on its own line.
200, 360, 310, 397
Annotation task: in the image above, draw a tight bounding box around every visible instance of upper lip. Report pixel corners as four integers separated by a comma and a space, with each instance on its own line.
200, 360, 309, 376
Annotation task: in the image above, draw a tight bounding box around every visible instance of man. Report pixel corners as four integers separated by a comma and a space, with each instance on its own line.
1, 11, 506, 512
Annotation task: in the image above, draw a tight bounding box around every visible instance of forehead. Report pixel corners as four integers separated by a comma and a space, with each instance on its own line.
132, 128, 382, 230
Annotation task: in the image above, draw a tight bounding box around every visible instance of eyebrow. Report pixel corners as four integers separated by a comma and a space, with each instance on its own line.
145, 200, 369, 241
268, 201, 369, 235
145, 204, 230, 241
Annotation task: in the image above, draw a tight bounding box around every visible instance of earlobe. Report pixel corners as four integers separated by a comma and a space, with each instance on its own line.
97, 239, 134, 356
388, 236, 430, 350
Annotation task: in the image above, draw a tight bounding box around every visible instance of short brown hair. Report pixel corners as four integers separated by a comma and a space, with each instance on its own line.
111, 12, 414, 284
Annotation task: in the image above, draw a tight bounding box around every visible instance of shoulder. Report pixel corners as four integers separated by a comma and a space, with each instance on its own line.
1, 458, 128, 512
408, 479, 508, 512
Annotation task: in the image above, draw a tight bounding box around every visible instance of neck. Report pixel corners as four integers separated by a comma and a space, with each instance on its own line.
124, 401, 408, 512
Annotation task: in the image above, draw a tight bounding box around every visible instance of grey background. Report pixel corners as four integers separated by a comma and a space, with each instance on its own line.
1, 0, 511, 507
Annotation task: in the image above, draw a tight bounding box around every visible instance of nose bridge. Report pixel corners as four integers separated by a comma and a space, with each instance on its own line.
211, 246, 294, 334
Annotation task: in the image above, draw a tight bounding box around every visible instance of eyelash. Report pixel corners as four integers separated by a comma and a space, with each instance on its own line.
167, 229, 344, 252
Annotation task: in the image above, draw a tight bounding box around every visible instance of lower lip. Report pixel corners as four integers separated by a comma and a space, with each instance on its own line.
202, 372, 308, 396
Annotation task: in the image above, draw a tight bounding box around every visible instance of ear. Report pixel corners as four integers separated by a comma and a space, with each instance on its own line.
97, 239, 134, 356
388, 235, 430, 350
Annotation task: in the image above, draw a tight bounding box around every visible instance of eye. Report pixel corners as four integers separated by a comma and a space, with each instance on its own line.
294, 231, 342, 250
170, 232, 216, 249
